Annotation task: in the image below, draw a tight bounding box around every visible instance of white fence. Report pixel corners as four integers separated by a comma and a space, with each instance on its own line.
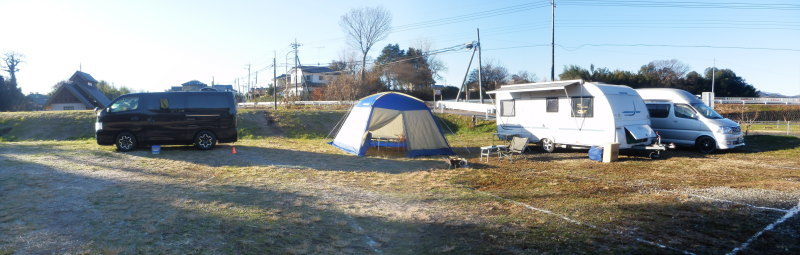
717, 97, 800, 105
434, 100, 496, 113
238, 101, 356, 108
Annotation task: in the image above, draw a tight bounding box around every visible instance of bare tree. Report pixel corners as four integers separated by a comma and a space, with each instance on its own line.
339, 6, 392, 81
2, 52, 23, 86
414, 39, 447, 82
640, 59, 690, 86
510, 71, 537, 84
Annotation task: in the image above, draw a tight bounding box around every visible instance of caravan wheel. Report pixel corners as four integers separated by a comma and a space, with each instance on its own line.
540, 138, 555, 153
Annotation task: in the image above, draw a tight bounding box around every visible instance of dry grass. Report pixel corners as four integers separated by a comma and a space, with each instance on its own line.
1, 111, 799, 254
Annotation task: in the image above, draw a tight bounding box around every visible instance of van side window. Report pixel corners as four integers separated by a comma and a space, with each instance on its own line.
646, 104, 670, 118
188, 95, 229, 109
546, 98, 558, 112
674, 104, 696, 119
571, 97, 593, 118
500, 100, 515, 117
109, 96, 139, 113
148, 95, 186, 112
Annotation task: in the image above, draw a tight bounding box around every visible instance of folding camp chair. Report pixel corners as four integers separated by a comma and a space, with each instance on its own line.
499, 137, 529, 162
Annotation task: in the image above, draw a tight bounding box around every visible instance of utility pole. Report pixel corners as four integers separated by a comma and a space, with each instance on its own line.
247, 64, 251, 102
290, 39, 302, 98
477, 28, 484, 104
455, 41, 477, 102
273, 51, 278, 110
711, 58, 716, 95
550, 0, 556, 81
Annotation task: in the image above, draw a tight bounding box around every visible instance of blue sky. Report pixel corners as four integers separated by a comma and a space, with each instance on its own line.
2, 0, 799, 96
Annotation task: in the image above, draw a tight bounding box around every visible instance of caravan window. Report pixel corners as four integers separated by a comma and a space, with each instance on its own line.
571, 97, 593, 118
546, 98, 558, 112
500, 100, 515, 117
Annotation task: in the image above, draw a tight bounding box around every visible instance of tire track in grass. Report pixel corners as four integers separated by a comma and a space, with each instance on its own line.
471, 189, 697, 255
666, 191, 789, 213
726, 200, 800, 255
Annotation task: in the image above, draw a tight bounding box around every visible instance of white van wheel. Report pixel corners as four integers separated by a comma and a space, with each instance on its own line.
696, 136, 716, 154
540, 138, 555, 153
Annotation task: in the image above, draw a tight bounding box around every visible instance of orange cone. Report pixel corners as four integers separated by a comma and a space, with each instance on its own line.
232, 146, 237, 154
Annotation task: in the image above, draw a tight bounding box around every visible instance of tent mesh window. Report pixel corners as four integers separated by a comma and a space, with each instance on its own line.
500, 100, 515, 117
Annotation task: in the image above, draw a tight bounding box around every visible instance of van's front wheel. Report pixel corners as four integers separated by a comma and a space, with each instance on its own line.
195, 131, 217, 150
540, 138, 555, 153
695, 136, 716, 154
115, 132, 137, 152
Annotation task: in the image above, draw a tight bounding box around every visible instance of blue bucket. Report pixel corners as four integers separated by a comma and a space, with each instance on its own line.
588, 146, 603, 162
151, 145, 161, 155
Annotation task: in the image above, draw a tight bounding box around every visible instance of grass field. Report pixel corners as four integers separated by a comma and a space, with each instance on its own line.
1, 109, 799, 254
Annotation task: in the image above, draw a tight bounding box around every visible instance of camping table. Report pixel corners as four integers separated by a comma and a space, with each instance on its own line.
493, 133, 519, 145
480, 145, 508, 162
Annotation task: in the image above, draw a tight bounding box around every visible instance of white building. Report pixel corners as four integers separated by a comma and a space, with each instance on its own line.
274, 66, 340, 96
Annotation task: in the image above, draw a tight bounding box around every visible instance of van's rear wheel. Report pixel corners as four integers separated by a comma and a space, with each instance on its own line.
696, 136, 716, 154
540, 138, 555, 153
115, 132, 137, 152
195, 131, 217, 150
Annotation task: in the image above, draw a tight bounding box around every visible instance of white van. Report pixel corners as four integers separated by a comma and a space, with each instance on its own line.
489, 80, 664, 156
636, 88, 744, 153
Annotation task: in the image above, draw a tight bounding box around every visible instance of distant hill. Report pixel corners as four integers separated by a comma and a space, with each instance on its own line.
758, 91, 800, 98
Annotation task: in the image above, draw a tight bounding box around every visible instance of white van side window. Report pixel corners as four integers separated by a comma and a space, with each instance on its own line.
646, 104, 670, 118
500, 100, 515, 117
674, 104, 696, 119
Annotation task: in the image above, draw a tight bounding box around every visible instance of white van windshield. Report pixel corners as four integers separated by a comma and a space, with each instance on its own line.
691, 103, 723, 119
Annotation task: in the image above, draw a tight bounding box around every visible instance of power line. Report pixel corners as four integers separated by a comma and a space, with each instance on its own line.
559, 0, 800, 10
557, 43, 800, 52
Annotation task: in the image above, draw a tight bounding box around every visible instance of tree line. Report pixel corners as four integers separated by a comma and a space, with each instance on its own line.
318, 7, 759, 102
559, 59, 758, 97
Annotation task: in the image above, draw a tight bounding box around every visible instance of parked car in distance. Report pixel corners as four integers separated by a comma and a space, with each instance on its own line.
95, 91, 237, 151
636, 88, 744, 153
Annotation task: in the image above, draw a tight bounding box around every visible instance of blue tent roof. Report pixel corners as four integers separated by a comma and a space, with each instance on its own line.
355, 92, 429, 111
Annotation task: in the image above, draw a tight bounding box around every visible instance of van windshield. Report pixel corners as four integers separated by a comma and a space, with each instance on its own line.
691, 103, 723, 119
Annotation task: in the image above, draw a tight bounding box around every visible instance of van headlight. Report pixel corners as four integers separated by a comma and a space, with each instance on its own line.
95, 122, 103, 131
717, 126, 735, 134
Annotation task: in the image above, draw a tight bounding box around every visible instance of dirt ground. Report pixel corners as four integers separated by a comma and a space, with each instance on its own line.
1, 136, 799, 254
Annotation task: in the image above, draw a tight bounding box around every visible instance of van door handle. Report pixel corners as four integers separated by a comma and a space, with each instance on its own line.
131, 116, 140, 121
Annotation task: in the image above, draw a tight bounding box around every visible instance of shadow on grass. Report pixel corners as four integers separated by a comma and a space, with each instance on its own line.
119, 144, 447, 173
4, 145, 799, 254
0, 152, 613, 254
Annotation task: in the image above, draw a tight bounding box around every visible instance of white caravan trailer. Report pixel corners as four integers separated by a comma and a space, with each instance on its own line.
488, 80, 664, 156
636, 88, 745, 153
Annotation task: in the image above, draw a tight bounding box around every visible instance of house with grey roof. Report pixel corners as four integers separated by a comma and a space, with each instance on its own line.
44, 71, 111, 111
274, 66, 340, 96
170, 80, 209, 91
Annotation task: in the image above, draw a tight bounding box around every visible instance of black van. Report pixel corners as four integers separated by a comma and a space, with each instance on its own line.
95, 91, 237, 151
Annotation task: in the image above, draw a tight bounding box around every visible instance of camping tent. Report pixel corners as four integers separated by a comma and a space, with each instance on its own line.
330, 92, 454, 157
